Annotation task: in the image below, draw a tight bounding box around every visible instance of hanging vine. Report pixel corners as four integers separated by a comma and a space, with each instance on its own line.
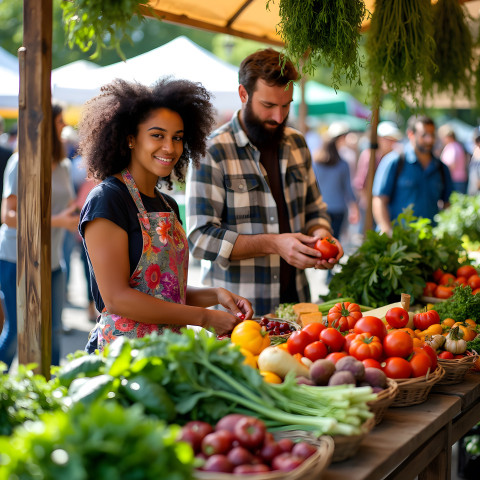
431, 0, 474, 97
365, 0, 436, 107
268, 0, 368, 88
61, 0, 151, 60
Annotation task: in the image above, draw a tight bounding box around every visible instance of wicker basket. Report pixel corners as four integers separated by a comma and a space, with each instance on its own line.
367, 378, 399, 425
391, 365, 445, 407
194, 434, 334, 480
436, 354, 479, 385
330, 417, 376, 462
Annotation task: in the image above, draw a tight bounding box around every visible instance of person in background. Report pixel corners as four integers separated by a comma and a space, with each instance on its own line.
77, 78, 253, 353
0, 102, 79, 369
438, 124, 468, 194
186, 48, 342, 316
353, 121, 403, 232
372, 115, 453, 235
0, 116, 13, 202
467, 126, 480, 195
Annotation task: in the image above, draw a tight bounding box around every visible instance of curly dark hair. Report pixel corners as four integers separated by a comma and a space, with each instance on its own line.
78, 77, 216, 188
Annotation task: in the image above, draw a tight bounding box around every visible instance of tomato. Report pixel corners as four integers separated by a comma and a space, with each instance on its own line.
353, 316, 387, 341
326, 302, 362, 332
362, 358, 382, 369
420, 344, 438, 370
349, 333, 383, 361
467, 275, 480, 290
286, 330, 311, 356
455, 276, 468, 287
434, 285, 454, 299
438, 351, 454, 359
413, 309, 440, 330
383, 330, 414, 358
422, 282, 437, 297
439, 273, 456, 287
385, 307, 409, 329
344, 332, 358, 353
319, 327, 345, 352
457, 265, 478, 279
303, 340, 328, 362
301, 322, 326, 342
432, 268, 445, 283
382, 357, 412, 379
473, 288, 480, 295
234, 417, 266, 450
325, 351, 348, 364
314, 237, 339, 260
409, 349, 432, 377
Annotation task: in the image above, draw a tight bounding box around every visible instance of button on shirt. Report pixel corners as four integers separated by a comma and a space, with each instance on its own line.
186, 111, 331, 316
372, 144, 453, 223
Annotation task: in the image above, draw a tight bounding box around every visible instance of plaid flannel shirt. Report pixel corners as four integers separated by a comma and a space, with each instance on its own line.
186, 111, 331, 316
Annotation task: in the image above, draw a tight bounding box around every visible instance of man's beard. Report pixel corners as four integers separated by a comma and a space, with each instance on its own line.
243, 99, 287, 149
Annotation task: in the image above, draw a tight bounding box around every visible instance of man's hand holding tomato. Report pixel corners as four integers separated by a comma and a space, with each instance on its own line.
308, 228, 344, 270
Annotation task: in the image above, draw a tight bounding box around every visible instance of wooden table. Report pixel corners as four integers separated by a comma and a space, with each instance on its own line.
323, 372, 480, 480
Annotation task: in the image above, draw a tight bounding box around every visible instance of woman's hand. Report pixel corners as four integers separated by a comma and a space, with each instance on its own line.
216, 288, 254, 320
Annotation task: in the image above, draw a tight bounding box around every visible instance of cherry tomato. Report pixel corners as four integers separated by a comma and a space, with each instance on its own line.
325, 351, 348, 364
303, 340, 328, 362
382, 357, 412, 379
362, 358, 382, 369
301, 323, 326, 342
457, 265, 478, 279
409, 348, 432, 377
385, 307, 409, 329
439, 273, 456, 287
413, 310, 440, 330
314, 237, 339, 260
422, 282, 437, 297
286, 331, 311, 356
353, 316, 387, 341
438, 351, 455, 359
349, 333, 383, 361
383, 330, 413, 358
434, 285, 454, 299
319, 327, 345, 352
467, 275, 480, 290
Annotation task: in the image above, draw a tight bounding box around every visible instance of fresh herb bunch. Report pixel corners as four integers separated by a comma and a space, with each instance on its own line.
326, 209, 466, 307
365, 0, 436, 107
61, 0, 150, 60
431, 0, 474, 97
434, 192, 480, 246
0, 402, 195, 480
269, 0, 368, 88
0, 363, 67, 436
433, 285, 480, 323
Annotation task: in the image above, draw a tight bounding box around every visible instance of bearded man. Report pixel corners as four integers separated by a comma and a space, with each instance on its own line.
186, 48, 342, 316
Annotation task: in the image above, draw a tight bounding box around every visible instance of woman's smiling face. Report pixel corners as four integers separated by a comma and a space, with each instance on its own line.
129, 108, 184, 180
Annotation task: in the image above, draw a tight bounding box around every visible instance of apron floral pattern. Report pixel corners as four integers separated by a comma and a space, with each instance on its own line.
95, 169, 188, 351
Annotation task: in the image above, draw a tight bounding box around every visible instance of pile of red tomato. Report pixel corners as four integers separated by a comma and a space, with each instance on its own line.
285, 303, 438, 380
423, 265, 480, 299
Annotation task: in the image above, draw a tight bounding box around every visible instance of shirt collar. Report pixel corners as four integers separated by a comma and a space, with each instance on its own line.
231, 110, 252, 148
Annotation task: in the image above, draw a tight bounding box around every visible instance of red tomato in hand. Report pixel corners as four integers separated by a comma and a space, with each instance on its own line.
353, 316, 387, 341
286, 331, 311, 356
314, 237, 339, 260
385, 307, 409, 329
382, 357, 412, 379
413, 310, 440, 330
301, 323, 326, 342
383, 330, 413, 358
409, 348, 432, 377
349, 333, 383, 361
303, 341, 328, 362
457, 265, 478, 279
319, 327, 345, 352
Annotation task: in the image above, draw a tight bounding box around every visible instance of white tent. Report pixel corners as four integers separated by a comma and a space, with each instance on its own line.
52, 36, 241, 113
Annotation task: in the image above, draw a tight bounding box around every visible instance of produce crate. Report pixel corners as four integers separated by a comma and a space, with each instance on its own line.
367, 378, 399, 425
391, 365, 445, 407
194, 434, 334, 480
436, 354, 479, 385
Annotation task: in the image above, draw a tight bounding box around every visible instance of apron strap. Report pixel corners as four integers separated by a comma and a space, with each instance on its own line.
121, 169, 147, 217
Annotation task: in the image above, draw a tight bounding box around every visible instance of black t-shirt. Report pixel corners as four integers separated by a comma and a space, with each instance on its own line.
79, 176, 181, 312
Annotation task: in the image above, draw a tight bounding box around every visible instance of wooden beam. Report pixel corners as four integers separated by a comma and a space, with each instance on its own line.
17, 0, 52, 377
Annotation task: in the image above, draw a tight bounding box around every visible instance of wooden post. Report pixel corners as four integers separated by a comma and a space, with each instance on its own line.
17, 0, 53, 377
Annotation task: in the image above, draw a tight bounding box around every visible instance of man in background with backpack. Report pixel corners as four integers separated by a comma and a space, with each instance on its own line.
372, 115, 453, 235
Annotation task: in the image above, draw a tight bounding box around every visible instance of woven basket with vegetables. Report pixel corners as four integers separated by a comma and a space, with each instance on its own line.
367, 378, 399, 425
437, 354, 479, 385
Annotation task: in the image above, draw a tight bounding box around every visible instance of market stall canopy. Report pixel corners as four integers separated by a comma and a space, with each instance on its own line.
292, 81, 370, 119
51, 36, 241, 113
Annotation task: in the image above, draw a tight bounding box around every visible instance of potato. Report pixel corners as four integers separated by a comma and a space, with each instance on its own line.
364, 367, 387, 389
335, 355, 365, 381
328, 371, 356, 386
309, 359, 336, 386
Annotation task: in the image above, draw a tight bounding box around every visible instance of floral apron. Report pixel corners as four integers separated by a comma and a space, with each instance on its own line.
94, 169, 188, 352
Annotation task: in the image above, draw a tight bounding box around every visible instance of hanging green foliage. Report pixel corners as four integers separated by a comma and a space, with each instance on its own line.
475, 21, 480, 108
365, 0, 436, 106
431, 0, 473, 97
268, 0, 368, 88
61, 0, 151, 60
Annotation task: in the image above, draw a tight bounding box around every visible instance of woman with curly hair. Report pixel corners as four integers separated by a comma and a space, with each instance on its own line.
78, 78, 253, 352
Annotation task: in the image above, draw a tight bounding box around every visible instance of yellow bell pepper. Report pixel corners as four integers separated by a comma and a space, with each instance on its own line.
231, 320, 271, 355
260, 370, 282, 384
239, 348, 258, 369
